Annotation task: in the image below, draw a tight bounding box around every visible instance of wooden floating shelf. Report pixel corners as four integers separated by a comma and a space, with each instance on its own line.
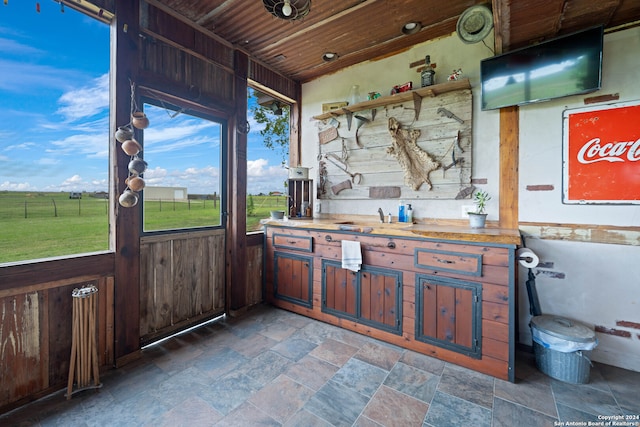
313, 78, 471, 121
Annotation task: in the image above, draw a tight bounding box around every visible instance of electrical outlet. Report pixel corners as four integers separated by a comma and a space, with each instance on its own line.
315, 201, 321, 213
461, 205, 474, 218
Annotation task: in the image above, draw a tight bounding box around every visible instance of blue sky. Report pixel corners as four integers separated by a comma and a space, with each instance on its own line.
0, 2, 287, 196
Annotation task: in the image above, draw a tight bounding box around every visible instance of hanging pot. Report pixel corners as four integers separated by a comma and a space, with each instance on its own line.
128, 157, 148, 175
126, 176, 146, 192
118, 190, 139, 207
131, 111, 150, 129
115, 125, 134, 143
121, 139, 142, 156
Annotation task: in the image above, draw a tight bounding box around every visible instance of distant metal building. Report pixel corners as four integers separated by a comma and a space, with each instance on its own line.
143, 186, 188, 201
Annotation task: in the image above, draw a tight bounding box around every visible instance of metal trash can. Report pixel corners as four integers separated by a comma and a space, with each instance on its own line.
530, 315, 598, 384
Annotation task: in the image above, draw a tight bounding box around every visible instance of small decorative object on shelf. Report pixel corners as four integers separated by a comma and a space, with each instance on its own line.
347, 85, 362, 105
390, 81, 413, 95
448, 68, 463, 81
288, 178, 313, 219
468, 190, 491, 228
421, 55, 436, 87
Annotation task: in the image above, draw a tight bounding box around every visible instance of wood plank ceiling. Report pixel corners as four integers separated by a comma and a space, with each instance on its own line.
150, 0, 640, 83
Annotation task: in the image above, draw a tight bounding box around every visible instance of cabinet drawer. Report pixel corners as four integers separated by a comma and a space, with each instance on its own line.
415, 248, 482, 277
272, 233, 313, 252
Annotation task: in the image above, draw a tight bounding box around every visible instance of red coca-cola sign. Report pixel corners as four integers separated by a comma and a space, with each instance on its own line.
563, 101, 640, 204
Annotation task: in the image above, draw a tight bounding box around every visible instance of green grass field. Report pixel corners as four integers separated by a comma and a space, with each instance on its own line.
0, 191, 290, 264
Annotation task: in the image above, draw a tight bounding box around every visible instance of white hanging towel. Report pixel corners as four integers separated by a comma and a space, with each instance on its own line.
341, 240, 362, 272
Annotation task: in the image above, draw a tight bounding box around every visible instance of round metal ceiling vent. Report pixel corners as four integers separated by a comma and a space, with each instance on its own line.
456, 4, 494, 44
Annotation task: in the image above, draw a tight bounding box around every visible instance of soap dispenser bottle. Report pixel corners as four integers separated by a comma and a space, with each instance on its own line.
406, 204, 413, 223
398, 200, 406, 223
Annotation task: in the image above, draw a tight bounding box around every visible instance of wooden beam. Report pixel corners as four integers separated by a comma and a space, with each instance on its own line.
227, 50, 249, 312
492, 0, 510, 53
111, 0, 141, 360
498, 106, 519, 229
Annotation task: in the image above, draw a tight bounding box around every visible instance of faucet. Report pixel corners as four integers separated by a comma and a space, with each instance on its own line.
377, 207, 384, 223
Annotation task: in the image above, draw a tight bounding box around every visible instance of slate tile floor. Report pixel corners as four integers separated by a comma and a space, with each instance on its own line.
2, 304, 639, 427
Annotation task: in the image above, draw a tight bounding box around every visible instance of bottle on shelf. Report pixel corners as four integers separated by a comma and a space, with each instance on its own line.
398, 200, 406, 223
421, 55, 435, 87
406, 204, 413, 223
347, 85, 361, 106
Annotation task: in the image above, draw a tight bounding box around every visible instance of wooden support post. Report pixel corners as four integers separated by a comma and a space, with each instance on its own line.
499, 106, 519, 229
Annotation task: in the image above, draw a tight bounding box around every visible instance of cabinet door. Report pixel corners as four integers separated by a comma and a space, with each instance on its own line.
322, 260, 357, 317
415, 274, 482, 358
360, 268, 401, 334
322, 260, 402, 334
274, 252, 313, 308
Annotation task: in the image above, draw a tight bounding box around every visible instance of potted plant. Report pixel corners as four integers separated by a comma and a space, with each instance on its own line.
468, 190, 491, 228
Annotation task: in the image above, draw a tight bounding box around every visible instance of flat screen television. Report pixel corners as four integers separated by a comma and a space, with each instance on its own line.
480, 26, 603, 110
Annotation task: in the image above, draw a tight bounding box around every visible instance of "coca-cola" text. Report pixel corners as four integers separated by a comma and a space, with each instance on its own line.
577, 138, 640, 164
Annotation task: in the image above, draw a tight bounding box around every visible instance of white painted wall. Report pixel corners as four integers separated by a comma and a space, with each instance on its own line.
301, 27, 640, 372
517, 27, 640, 371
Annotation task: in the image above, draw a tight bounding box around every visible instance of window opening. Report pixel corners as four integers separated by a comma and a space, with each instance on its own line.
246, 87, 290, 232
141, 101, 225, 233
0, 2, 110, 264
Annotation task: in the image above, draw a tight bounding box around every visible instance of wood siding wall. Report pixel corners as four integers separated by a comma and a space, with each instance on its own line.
139, 230, 226, 344
0, 273, 114, 411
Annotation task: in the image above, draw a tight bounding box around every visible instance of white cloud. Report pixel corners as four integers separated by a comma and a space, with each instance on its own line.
0, 180, 34, 191
47, 129, 109, 159
56, 73, 109, 122
62, 175, 83, 185
4, 142, 37, 151
0, 37, 42, 56
0, 59, 83, 93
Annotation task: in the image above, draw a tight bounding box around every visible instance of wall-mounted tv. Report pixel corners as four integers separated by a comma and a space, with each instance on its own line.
480, 26, 603, 110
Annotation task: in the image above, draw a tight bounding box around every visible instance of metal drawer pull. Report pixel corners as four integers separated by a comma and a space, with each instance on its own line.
437, 259, 455, 264
325, 235, 396, 249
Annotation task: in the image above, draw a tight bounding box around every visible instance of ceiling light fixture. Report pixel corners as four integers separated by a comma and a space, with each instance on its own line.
402, 21, 422, 35
322, 52, 338, 62
263, 0, 311, 21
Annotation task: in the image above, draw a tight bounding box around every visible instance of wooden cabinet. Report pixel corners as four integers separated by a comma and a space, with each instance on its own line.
415, 274, 482, 358
264, 224, 516, 382
322, 260, 402, 334
274, 252, 313, 308
265, 229, 314, 310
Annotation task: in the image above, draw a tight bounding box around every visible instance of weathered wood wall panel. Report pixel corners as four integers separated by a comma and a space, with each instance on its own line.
0, 276, 114, 411
138, 1, 235, 108
317, 89, 473, 200
139, 37, 234, 106
139, 230, 225, 345
249, 60, 298, 102
246, 242, 264, 308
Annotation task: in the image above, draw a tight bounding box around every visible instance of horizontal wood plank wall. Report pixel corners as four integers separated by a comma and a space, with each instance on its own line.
264, 226, 514, 380
139, 230, 226, 345
139, 2, 235, 107
249, 60, 298, 102
0, 275, 114, 412
317, 89, 473, 200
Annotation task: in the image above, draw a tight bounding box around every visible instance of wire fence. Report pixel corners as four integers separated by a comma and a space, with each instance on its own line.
0, 197, 109, 220
0, 194, 289, 219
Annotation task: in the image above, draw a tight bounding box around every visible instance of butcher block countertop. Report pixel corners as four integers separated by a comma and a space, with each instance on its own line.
262, 217, 521, 246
